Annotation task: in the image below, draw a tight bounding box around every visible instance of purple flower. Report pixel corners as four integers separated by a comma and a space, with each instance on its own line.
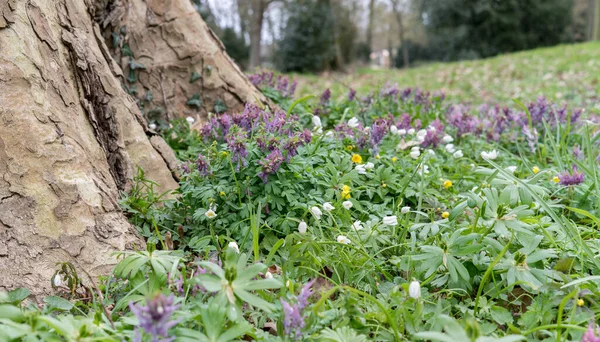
196, 153, 210, 176
380, 82, 399, 99
559, 165, 585, 186
129, 294, 180, 342
347, 88, 357, 101
281, 299, 304, 339
369, 118, 389, 154
320, 88, 331, 105
583, 323, 600, 342
574, 145, 583, 160
259, 149, 284, 183
421, 119, 444, 148
522, 125, 538, 154
297, 279, 316, 310
226, 127, 248, 170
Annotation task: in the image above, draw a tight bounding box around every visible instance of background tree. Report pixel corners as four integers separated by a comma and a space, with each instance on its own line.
249, 0, 277, 69
390, 0, 409, 68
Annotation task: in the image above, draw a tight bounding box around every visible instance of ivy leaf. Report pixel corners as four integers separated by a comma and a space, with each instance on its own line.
214, 99, 227, 113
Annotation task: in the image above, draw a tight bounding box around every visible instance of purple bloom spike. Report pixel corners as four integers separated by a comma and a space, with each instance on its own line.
347, 88, 356, 101
583, 323, 600, 342
559, 165, 585, 186
259, 149, 284, 183
129, 294, 180, 342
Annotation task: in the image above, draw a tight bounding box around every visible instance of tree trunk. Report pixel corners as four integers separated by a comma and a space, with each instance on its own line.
0, 0, 258, 298
366, 0, 375, 52
249, 0, 266, 70
98, 0, 271, 121
391, 0, 409, 68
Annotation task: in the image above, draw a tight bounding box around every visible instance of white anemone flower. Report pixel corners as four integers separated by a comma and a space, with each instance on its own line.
186, 116, 195, 124
445, 144, 455, 153
228, 241, 240, 253
310, 206, 323, 219
53, 274, 62, 287
342, 201, 353, 209
352, 220, 363, 230
409, 148, 420, 159
337, 235, 351, 244
442, 135, 454, 143
481, 150, 499, 160
323, 202, 335, 212
506, 166, 517, 173
407, 128, 415, 135
390, 125, 399, 135
453, 150, 463, 158
401, 206, 411, 214
205, 209, 217, 219
298, 221, 307, 234
312, 115, 322, 128
365, 162, 375, 170
408, 280, 421, 299
348, 117, 360, 128
382, 216, 398, 226
355, 165, 367, 174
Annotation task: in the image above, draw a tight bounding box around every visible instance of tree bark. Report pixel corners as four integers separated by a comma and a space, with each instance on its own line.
249, 0, 267, 70
0, 0, 257, 298
391, 0, 409, 68
367, 0, 375, 52
98, 0, 271, 121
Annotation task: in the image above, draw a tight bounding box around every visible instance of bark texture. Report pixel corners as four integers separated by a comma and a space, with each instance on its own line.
97, 0, 271, 121
0, 0, 178, 296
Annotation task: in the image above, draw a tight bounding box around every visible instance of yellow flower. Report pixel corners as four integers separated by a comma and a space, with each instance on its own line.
376, 154, 381, 159
553, 176, 560, 183
341, 184, 351, 199
532, 166, 540, 174
442, 211, 450, 219
382, 182, 387, 188
351, 154, 363, 164
443, 180, 453, 189
219, 191, 226, 196
220, 151, 229, 157
391, 157, 397, 162
346, 145, 354, 151
577, 299, 584, 307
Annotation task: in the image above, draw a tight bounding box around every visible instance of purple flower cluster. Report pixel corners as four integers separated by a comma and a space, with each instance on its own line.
335, 122, 368, 149
380, 83, 399, 99
226, 127, 249, 170
129, 294, 180, 342
558, 165, 585, 186
196, 153, 210, 176
259, 149, 284, 183
369, 118, 390, 153
583, 323, 600, 342
320, 88, 331, 105
249, 71, 297, 98
421, 119, 445, 148
347, 88, 357, 101
280, 279, 317, 339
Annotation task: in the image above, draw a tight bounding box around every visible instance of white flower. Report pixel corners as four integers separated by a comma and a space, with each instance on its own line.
363, 127, 370, 133
337, 235, 351, 244
186, 116, 195, 124
408, 280, 421, 299
382, 215, 398, 226
407, 128, 415, 135
442, 135, 454, 143
409, 149, 420, 159
298, 221, 307, 234
325, 130, 334, 137
428, 125, 437, 133
323, 202, 335, 212
481, 150, 498, 160
390, 125, 399, 135
149, 123, 157, 130
205, 209, 217, 219
365, 162, 375, 170
352, 220, 363, 230
506, 166, 517, 173
310, 206, 323, 219
316, 126, 323, 134
416, 129, 427, 142
355, 165, 367, 174
228, 241, 240, 253
343, 201, 353, 209
401, 206, 411, 214
348, 117, 360, 128
53, 274, 62, 287
445, 144, 455, 153
265, 271, 273, 279
398, 128, 407, 136
418, 165, 430, 175
312, 115, 322, 128
426, 149, 435, 155
453, 150, 463, 158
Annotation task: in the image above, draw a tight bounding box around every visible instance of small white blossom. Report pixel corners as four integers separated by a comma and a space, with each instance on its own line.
453, 150, 463, 158
416, 129, 427, 142
418, 165, 430, 175
363, 127, 371, 133
390, 125, 399, 135
149, 123, 157, 130
410, 148, 420, 159
398, 128, 407, 135
408, 280, 421, 299
228, 241, 240, 253
442, 135, 454, 143
186, 116, 195, 124
365, 162, 375, 170
298, 221, 307, 234
445, 144, 455, 153
205, 209, 217, 219
53, 274, 62, 287
343, 201, 353, 209
352, 220, 363, 230
310, 206, 323, 219
348, 117, 360, 128
481, 150, 499, 160
401, 206, 411, 214
323, 202, 335, 212
426, 149, 435, 155
325, 130, 334, 137
337, 235, 351, 244
506, 166, 517, 173
355, 165, 367, 174
265, 271, 273, 279
312, 115, 322, 128
382, 216, 398, 226
428, 125, 437, 133
407, 128, 415, 135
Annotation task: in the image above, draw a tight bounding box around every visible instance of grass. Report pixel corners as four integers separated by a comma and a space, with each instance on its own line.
291, 42, 600, 109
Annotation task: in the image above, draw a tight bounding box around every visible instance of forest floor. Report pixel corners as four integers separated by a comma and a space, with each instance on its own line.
291, 41, 600, 109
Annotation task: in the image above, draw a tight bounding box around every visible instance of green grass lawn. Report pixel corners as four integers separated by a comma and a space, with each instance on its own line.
292, 42, 600, 109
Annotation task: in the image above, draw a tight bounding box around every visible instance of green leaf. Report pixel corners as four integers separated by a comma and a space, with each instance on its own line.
7, 288, 29, 304
43, 296, 74, 311
490, 306, 513, 325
